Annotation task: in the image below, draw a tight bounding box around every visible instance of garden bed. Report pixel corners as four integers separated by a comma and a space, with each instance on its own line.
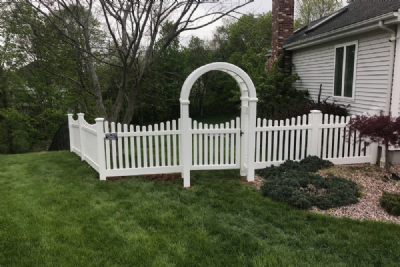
255, 163, 400, 224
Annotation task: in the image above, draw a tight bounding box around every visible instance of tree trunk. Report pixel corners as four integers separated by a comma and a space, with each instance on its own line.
123, 81, 142, 124
385, 142, 390, 171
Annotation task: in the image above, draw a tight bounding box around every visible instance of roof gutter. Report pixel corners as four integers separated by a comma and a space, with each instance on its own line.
378, 20, 396, 115
284, 12, 397, 50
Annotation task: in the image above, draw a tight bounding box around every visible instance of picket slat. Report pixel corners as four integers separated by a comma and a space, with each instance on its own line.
333, 116, 339, 158
261, 119, 267, 162
130, 125, 135, 168
230, 120, 234, 164
105, 121, 111, 170
210, 125, 214, 165
124, 124, 129, 168
273, 120, 278, 161
267, 120, 272, 162
338, 117, 345, 158
204, 124, 209, 165
290, 118, 295, 160
166, 121, 171, 166
235, 117, 241, 165
193, 121, 197, 166
172, 120, 177, 166
148, 125, 153, 168
160, 123, 165, 167
136, 125, 142, 168
117, 124, 123, 168
256, 118, 261, 162
295, 117, 301, 160
214, 125, 219, 165
111, 122, 117, 169
220, 123, 224, 164
199, 123, 203, 165
142, 126, 148, 167
155, 124, 159, 167
225, 122, 229, 164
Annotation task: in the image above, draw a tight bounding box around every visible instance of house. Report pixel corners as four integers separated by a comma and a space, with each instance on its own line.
269, 0, 400, 117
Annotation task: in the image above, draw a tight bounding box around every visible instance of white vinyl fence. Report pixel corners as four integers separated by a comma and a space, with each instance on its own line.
68, 109, 379, 185
253, 110, 378, 170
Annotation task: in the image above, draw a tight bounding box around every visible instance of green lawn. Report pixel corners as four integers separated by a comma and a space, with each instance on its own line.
0, 151, 399, 267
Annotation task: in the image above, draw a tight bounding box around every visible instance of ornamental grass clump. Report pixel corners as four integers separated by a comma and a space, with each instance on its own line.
260, 156, 359, 210
379, 192, 400, 216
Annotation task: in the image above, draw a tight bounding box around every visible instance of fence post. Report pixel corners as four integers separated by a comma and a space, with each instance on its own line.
240, 97, 249, 176
308, 110, 322, 156
77, 113, 85, 161
180, 99, 191, 187
246, 97, 258, 182
95, 118, 106, 180
368, 108, 382, 165
67, 114, 74, 152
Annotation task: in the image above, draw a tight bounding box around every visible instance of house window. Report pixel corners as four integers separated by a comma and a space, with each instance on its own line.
334, 42, 357, 98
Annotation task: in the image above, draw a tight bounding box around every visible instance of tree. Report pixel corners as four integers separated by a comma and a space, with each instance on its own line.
184, 36, 213, 117
295, 0, 343, 27
15, 0, 252, 123
347, 114, 400, 171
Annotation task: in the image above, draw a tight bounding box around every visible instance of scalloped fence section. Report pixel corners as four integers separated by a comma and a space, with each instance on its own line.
67, 109, 379, 183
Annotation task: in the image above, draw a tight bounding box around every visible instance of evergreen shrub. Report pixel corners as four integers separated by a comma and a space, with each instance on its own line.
380, 192, 400, 216
258, 156, 333, 177
259, 156, 359, 210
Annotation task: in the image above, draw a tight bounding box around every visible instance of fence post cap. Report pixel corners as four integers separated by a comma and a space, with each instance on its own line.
77, 113, 85, 116
67, 113, 73, 116
310, 110, 322, 113
95, 118, 105, 122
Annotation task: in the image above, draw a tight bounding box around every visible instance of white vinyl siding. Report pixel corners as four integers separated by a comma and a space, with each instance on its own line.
292, 30, 392, 115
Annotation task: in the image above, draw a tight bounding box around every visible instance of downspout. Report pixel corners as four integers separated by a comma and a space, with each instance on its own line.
378, 20, 396, 115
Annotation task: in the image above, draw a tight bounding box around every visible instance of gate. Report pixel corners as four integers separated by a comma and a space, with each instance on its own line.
179, 63, 258, 187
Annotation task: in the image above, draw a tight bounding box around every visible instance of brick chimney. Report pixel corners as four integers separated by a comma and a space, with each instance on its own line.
266, 0, 294, 73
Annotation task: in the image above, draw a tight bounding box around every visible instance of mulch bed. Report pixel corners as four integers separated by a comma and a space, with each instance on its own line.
255, 163, 400, 224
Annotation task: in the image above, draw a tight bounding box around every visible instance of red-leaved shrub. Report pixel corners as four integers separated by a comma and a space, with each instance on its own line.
347, 114, 400, 170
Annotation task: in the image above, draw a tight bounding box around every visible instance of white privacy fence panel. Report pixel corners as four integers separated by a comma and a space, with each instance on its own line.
102, 120, 182, 177
254, 110, 378, 169
191, 117, 241, 170
80, 118, 99, 171
68, 114, 99, 171
69, 120, 81, 155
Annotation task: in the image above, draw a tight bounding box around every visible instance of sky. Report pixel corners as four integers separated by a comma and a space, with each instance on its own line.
180, 0, 272, 45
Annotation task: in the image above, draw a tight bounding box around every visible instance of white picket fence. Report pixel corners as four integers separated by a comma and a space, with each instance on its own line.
253, 110, 378, 169
67, 109, 379, 185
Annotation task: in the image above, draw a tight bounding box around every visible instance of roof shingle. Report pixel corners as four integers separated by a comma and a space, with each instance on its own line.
284, 0, 400, 46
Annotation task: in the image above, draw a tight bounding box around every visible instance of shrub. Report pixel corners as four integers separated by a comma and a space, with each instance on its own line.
271, 100, 349, 121
347, 114, 400, 170
380, 192, 400, 216
261, 170, 359, 210
259, 157, 359, 210
258, 156, 333, 177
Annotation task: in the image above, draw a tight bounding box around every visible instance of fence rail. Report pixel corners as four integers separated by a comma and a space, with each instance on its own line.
68, 109, 379, 182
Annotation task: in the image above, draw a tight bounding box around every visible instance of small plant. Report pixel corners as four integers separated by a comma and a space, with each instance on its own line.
380, 192, 400, 216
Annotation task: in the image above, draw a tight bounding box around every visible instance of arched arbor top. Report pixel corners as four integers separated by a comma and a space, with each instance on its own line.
179, 62, 257, 103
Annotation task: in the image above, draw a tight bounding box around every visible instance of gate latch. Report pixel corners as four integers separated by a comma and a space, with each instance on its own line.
240, 131, 244, 136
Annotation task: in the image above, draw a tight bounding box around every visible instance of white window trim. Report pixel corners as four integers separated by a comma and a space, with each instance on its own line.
332, 40, 358, 101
